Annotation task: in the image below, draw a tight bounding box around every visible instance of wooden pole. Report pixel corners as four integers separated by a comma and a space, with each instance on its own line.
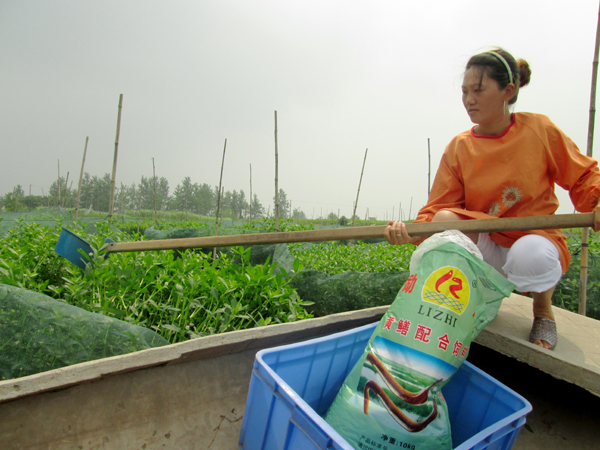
103, 213, 596, 253
580, 2, 600, 316
351, 148, 368, 227
120, 182, 125, 217
274, 111, 280, 231
249, 163, 253, 222
108, 94, 124, 219
152, 157, 157, 223
57, 160, 61, 207
214, 139, 227, 258
427, 138, 431, 198
74, 136, 89, 220
62, 172, 70, 208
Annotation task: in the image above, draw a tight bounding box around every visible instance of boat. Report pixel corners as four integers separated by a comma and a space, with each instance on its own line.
1, 295, 600, 449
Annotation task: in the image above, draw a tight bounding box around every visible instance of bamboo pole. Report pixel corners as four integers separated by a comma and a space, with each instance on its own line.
108, 94, 124, 219
274, 110, 280, 231
57, 160, 61, 207
214, 139, 227, 258
351, 148, 368, 227
249, 163, 253, 222
580, 3, 600, 316
152, 157, 157, 223
74, 136, 89, 220
62, 173, 69, 208
427, 138, 431, 198
102, 213, 595, 253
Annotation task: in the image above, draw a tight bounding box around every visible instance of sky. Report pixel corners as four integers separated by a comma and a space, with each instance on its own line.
1, 0, 599, 220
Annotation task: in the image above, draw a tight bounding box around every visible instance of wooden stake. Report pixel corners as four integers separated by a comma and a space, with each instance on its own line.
351, 148, 368, 227
274, 111, 280, 231
152, 157, 157, 224
580, 3, 600, 316
427, 138, 431, 198
57, 160, 61, 207
108, 94, 123, 219
249, 163, 253, 222
214, 139, 227, 258
62, 172, 69, 208
74, 136, 89, 220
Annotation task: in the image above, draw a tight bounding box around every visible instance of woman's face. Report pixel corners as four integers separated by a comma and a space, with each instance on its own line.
462, 67, 511, 128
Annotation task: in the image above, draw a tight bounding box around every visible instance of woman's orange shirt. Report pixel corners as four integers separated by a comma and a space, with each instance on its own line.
415, 112, 600, 273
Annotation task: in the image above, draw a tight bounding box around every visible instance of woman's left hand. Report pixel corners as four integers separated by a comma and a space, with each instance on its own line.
594, 199, 600, 232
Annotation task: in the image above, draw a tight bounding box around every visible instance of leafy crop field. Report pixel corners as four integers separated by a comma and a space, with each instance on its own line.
1, 212, 598, 352
0, 219, 315, 344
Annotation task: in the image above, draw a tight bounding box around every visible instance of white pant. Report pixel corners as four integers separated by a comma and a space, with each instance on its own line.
477, 233, 562, 293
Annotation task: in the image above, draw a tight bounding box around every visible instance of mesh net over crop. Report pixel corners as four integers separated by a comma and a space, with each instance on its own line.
271, 243, 409, 317
0, 283, 169, 380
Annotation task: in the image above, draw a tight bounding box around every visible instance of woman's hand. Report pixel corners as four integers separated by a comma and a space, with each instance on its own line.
384, 221, 420, 245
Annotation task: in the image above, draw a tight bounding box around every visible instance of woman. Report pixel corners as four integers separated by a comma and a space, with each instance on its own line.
384, 48, 600, 350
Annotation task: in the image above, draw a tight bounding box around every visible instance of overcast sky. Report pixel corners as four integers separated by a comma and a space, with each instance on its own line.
1, 1, 599, 220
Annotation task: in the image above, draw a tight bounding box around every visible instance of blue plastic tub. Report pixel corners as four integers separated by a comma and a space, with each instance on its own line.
239, 322, 532, 450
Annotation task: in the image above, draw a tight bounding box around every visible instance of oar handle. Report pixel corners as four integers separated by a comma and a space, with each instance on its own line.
103, 213, 594, 253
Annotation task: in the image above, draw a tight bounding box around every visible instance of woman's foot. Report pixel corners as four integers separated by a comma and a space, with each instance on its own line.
529, 317, 557, 350
531, 288, 556, 350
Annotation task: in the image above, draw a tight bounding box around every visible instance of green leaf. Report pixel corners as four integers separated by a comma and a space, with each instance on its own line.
162, 324, 182, 333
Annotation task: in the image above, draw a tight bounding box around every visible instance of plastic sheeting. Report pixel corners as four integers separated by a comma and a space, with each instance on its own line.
0, 283, 168, 381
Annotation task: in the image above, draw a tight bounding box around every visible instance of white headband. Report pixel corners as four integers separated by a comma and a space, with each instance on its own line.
487, 51, 513, 84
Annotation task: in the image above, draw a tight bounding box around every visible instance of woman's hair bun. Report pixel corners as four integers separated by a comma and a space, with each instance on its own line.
517, 59, 531, 88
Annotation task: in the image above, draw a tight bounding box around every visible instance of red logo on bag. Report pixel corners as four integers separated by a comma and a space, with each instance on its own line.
422, 266, 470, 315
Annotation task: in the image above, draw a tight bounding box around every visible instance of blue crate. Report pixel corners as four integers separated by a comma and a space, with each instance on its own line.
239, 322, 532, 450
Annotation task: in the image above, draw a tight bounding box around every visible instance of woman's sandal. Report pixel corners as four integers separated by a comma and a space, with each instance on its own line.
529, 317, 557, 350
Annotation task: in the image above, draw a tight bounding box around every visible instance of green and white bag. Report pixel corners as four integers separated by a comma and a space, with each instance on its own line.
324, 231, 515, 450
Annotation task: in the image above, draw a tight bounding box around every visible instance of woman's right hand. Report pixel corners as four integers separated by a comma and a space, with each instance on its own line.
384, 221, 419, 245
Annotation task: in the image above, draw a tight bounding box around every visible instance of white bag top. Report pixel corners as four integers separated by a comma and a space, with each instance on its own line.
409, 230, 483, 274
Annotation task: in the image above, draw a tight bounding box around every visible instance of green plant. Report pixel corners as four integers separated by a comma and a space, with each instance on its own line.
0, 220, 313, 344
289, 241, 414, 275
554, 230, 600, 319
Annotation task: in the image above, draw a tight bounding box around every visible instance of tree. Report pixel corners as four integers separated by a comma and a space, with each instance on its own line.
92, 174, 112, 212
327, 211, 338, 220
22, 195, 45, 210
154, 177, 170, 211
2, 185, 25, 211
273, 188, 291, 219
292, 207, 306, 219
77, 172, 94, 210
250, 193, 265, 218
137, 176, 154, 210
229, 189, 248, 219
195, 183, 215, 215
171, 177, 197, 212
49, 178, 73, 207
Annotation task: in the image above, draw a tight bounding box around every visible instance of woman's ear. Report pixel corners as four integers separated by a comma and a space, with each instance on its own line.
504, 83, 517, 101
